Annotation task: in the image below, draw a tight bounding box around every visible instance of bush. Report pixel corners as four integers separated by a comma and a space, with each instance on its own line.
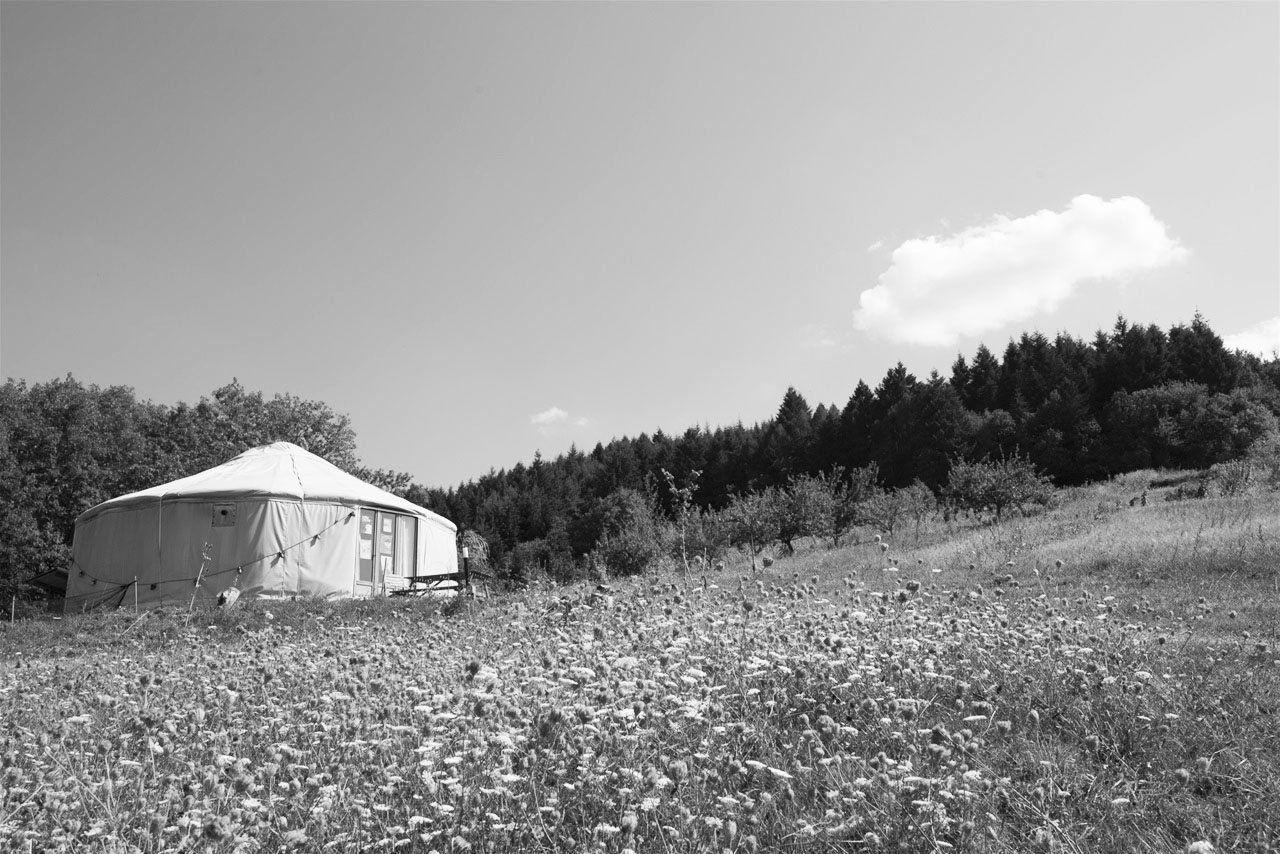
946, 454, 1054, 520
589, 489, 666, 577
857, 481, 935, 538
503, 531, 579, 586
1207, 431, 1280, 497
830, 465, 881, 546
679, 508, 733, 564
1245, 432, 1280, 492
776, 475, 837, 552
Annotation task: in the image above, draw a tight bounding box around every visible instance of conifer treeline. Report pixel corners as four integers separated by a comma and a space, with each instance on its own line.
413, 315, 1279, 565
1, 314, 1277, 596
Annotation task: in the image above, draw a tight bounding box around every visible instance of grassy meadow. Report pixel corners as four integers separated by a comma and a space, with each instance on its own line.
1, 473, 1277, 853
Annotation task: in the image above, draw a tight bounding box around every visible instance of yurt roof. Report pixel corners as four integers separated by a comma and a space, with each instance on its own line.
75, 442, 454, 529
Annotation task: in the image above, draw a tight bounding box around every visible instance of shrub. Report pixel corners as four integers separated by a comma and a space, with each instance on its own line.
830, 465, 881, 546
946, 454, 1054, 520
680, 507, 733, 564
776, 475, 837, 552
857, 480, 935, 538
1210, 458, 1254, 497
589, 488, 666, 577
1208, 431, 1280, 496
1244, 431, 1280, 492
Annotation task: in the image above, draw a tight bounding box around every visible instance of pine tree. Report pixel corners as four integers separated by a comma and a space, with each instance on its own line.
836, 382, 876, 473
1168, 312, 1239, 392
759, 387, 814, 486
964, 345, 1002, 412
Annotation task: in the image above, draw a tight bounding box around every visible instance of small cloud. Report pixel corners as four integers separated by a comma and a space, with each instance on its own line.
531, 406, 591, 435
852, 195, 1189, 347
1224, 316, 1280, 358
801, 323, 841, 349
530, 406, 569, 427
866, 239, 885, 253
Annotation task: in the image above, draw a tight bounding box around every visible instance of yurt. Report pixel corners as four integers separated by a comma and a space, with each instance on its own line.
66, 442, 457, 611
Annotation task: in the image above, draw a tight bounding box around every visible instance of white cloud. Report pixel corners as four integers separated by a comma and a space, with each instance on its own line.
866, 238, 885, 253
530, 406, 591, 434
1224, 316, 1280, 358
852, 195, 1189, 347
530, 406, 569, 426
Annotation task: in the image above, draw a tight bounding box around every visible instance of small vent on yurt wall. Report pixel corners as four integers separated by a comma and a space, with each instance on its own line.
212, 504, 237, 527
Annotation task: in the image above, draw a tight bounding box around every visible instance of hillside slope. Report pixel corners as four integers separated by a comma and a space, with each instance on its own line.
2, 479, 1277, 852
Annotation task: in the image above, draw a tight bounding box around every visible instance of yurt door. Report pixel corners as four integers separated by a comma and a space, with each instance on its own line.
374, 512, 396, 593
357, 509, 399, 596
357, 509, 377, 594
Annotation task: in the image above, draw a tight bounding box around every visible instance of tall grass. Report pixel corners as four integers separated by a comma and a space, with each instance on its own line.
1, 483, 1276, 853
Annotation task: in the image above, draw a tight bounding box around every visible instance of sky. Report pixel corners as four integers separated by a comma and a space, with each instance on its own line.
3, 2, 1278, 489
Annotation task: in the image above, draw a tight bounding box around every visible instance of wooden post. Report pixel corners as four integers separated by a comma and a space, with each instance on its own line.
462, 546, 471, 597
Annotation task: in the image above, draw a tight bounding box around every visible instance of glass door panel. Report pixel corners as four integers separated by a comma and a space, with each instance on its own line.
358, 509, 376, 584
396, 516, 416, 578
376, 511, 396, 592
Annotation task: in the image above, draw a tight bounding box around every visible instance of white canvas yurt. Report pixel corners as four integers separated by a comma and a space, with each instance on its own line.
66, 442, 457, 611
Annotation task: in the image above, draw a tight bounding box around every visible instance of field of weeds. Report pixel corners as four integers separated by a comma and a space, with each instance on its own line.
1, 478, 1277, 853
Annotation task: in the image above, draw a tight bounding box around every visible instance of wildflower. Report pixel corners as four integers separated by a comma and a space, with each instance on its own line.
202, 816, 233, 842
1186, 843, 1215, 854
282, 830, 309, 847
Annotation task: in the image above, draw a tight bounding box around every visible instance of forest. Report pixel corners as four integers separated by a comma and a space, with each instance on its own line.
3, 313, 1278, 600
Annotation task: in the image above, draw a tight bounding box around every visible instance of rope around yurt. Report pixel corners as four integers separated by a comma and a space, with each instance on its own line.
65, 509, 358, 610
